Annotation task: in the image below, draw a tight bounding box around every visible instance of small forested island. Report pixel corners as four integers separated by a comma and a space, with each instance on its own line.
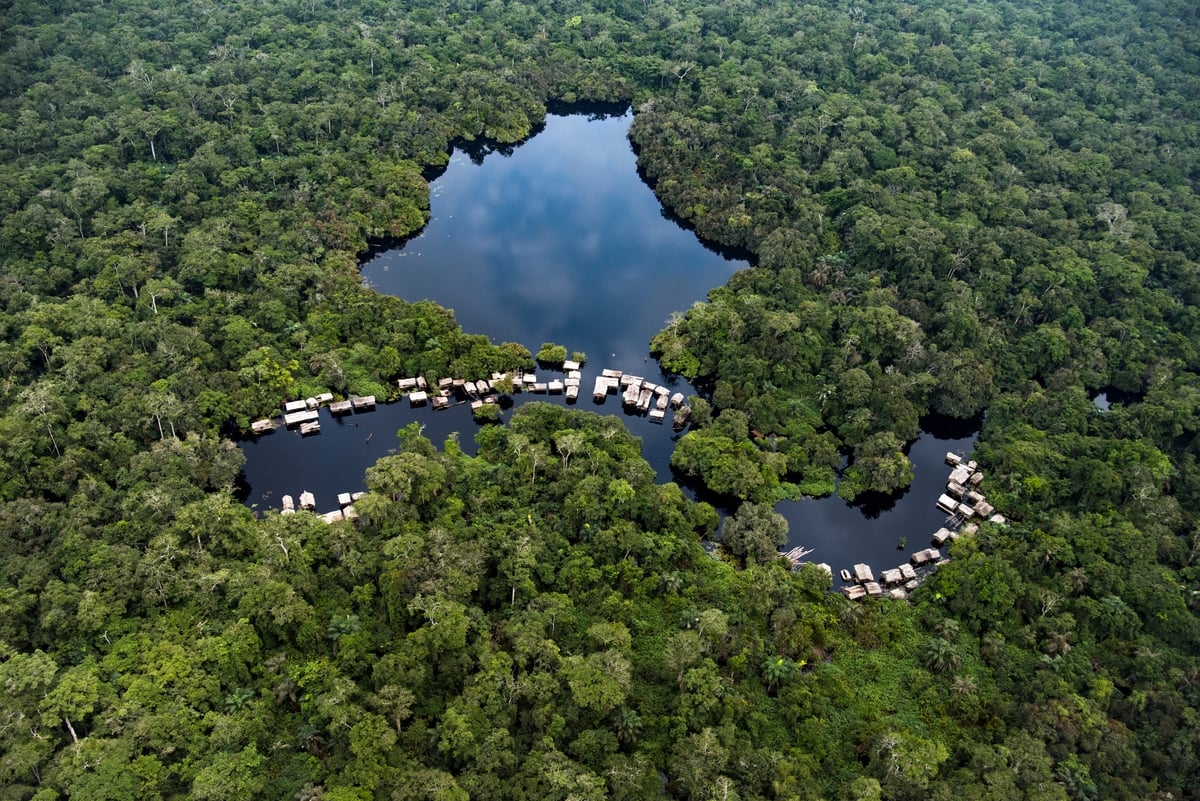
2, 0, 1199, 799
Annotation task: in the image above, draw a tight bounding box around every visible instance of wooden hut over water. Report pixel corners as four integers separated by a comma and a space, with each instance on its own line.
281, 495, 295, 513
936, 493, 959, 514
299, 491, 316, 510
351, 395, 376, 411
853, 563, 874, 583
409, 391, 428, 407
949, 465, 972, 486
299, 421, 321, 436
329, 400, 353, 416
284, 400, 308, 413
283, 409, 319, 427
251, 418, 276, 433
911, 548, 941, 566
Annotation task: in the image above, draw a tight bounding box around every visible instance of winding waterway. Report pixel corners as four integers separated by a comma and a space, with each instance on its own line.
238, 108, 979, 581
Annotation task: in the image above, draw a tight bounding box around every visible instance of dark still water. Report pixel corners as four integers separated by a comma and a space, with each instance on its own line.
778, 420, 979, 583
238, 109, 981, 582
360, 110, 746, 374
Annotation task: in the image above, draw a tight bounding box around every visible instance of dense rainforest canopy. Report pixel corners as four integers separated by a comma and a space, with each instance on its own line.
2, 0, 1200, 799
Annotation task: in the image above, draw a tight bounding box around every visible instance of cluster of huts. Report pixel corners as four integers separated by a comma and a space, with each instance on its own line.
601, 371, 691, 428
251, 393, 376, 436
835, 451, 1007, 601
280, 490, 365, 523
840, 561, 923, 601
252, 360, 698, 522
396, 363, 586, 412
936, 452, 1006, 527
252, 360, 696, 434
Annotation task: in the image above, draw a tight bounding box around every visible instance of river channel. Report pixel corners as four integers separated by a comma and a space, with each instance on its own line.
238, 107, 979, 581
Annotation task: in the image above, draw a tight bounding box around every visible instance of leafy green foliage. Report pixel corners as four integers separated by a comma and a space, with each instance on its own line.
1, 0, 1200, 799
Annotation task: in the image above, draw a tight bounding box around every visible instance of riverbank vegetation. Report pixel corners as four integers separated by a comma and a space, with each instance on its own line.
2, 0, 1199, 798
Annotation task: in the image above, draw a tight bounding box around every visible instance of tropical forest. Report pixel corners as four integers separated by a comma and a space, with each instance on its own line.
2, 0, 1200, 799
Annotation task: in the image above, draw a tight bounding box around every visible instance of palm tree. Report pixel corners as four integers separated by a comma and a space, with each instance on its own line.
920, 637, 961, 674
933, 618, 960, 641
836, 597, 865, 628
950, 675, 977, 698
762, 656, 797, 693
613, 706, 643, 745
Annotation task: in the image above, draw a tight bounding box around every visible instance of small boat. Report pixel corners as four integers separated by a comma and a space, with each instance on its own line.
840, 569, 852, 582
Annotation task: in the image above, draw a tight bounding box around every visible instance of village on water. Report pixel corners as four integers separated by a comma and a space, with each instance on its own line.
246, 356, 1007, 602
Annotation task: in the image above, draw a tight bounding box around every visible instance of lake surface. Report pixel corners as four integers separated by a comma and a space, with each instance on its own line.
238, 108, 980, 581
361, 109, 746, 375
